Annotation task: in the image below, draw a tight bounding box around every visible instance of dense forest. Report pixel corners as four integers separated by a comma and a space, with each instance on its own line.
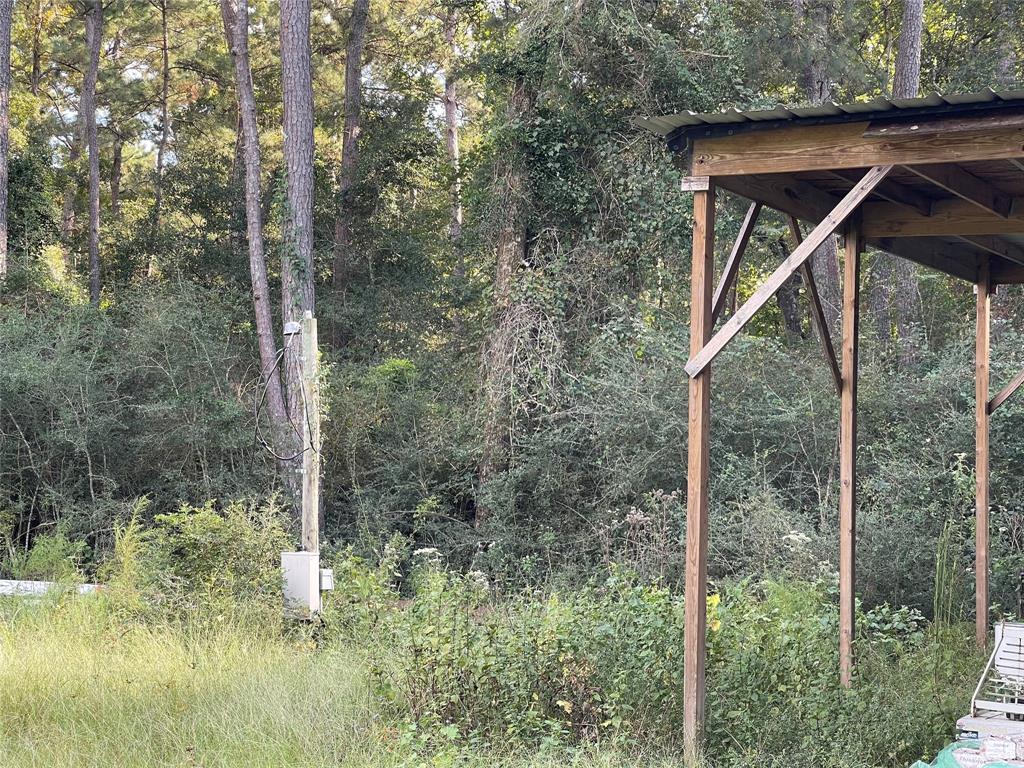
1, 1, 1024, 765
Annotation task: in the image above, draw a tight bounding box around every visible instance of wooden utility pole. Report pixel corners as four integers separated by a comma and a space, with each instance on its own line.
683, 179, 714, 759
976, 259, 991, 648
300, 310, 320, 553
839, 220, 861, 688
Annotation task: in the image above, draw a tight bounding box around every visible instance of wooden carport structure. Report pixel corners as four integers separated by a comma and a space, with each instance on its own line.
638, 89, 1024, 754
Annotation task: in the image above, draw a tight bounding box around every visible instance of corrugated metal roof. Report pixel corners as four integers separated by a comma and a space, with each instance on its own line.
636, 88, 1024, 138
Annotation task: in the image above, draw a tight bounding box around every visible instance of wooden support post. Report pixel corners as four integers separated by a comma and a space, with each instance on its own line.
683, 183, 715, 759
301, 310, 320, 553
976, 260, 991, 648
839, 218, 861, 688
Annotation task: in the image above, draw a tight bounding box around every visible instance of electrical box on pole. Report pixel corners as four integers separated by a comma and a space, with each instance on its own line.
282, 310, 331, 619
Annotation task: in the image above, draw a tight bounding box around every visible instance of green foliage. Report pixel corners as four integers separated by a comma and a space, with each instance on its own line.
2, 530, 89, 581
360, 567, 980, 766
100, 497, 292, 624
0, 282, 274, 559
372, 563, 687, 747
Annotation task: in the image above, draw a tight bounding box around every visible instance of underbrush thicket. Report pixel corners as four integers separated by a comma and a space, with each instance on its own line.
8, 283, 1024, 619
0, 284, 1011, 767
0, 504, 984, 767
332, 550, 979, 768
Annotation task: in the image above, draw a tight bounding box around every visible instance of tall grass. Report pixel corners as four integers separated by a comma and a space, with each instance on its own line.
0, 595, 387, 768
0, 594, 686, 768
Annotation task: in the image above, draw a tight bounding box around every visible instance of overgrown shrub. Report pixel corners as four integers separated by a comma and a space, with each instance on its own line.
363, 565, 980, 767
100, 497, 292, 625
0, 282, 274, 565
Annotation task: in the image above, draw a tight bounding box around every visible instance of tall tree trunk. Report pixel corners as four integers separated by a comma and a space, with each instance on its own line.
30, 0, 43, 97
885, 0, 924, 365
149, 0, 170, 278
0, 0, 11, 279
477, 79, 531, 530
83, 0, 102, 305
774, 236, 804, 338
280, 0, 316, 512
892, 0, 923, 99
61, 141, 80, 245
443, 8, 462, 246
331, 0, 370, 292
228, 109, 246, 255
995, 1, 1017, 87
220, 0, 291, 464
790, 0, 841, 328
869, 256, 893, 344
110, 130, 122, 219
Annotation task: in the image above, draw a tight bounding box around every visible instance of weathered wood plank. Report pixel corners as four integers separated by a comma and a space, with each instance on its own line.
789, 217, 842, 395
993, 259, 1024, 284
685, 165, 893, 378
839, 218, 861, 688
862, 198, 1024, 237
301, 311, 320, 554
830, 169, 933, 216
870, 237, 980, 282
903, 164, 1012, 218
976, 259, 992, 649
864, 109, 1024, 138
711, 202, 761, 324
989, 366, 1024, 414
715, 173, 836, 223
959, 235, 1024, 266
683, 186, 714, 758
691, 121, 1024, 176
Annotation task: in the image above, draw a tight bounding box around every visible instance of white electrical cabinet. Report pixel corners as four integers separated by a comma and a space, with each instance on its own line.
282, 551, 321, 619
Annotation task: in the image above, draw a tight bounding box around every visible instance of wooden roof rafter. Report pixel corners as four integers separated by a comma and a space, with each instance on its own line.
903, 163, 1012, 218
712, 172, 992, 283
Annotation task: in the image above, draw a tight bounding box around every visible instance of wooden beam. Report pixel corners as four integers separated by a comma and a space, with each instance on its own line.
831, 170, 933, 216
864, 109, 1024, 138
993, 259, 1024, 284
711, 202, 761, 324
870, 237, 980, 283
862, 197, 1024, 237
685, 165, 893, 378
903, 164, 1012, 218
959, 235, 1024, 266
691, 120, 1024, 176
839, 218, 861, 688
789, 216, 842, 394
716, 173, 836, 224
989, 366, 1024, 414
683, 185, 714, 759
976, 259, 991, 649
716, 173, 984, 282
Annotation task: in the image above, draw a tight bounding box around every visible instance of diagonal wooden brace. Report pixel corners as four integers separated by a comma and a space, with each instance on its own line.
989, 367, 1024, 414
685, 164, 894, 378
789, 216, 842, 395
711, 202, 761, 325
